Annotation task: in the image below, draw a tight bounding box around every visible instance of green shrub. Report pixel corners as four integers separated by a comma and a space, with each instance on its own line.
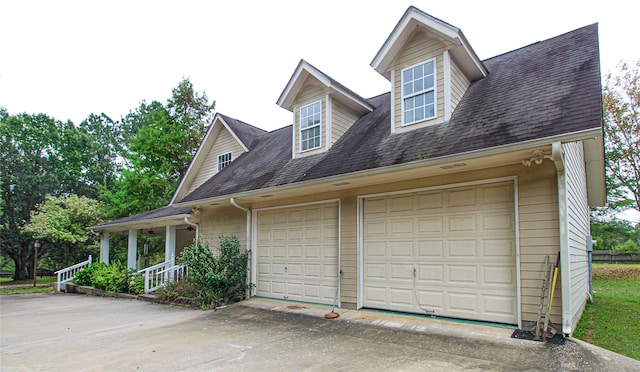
128, 271, 145, 294
74, 263, 99, 286
172, 236, 250, 308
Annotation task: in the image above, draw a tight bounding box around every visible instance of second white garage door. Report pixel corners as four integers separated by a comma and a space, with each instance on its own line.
362, 181, 518, 324
256, 201, 339, 305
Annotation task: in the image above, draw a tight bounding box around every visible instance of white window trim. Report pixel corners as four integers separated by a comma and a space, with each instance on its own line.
217, 151, 232, 172
299, 100, 322, 152
400, 57, 437, 126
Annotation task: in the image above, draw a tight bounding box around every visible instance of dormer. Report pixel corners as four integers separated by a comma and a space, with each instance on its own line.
277, 60, 374, 159
371, 7, 488, 134
170, 113, 265, 203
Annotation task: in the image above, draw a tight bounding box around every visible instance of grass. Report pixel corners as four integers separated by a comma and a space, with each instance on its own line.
574, 264, 640, 361
0, 276, 57, 295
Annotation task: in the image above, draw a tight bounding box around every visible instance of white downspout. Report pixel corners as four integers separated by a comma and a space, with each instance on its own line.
230, 197, 252, 297
551, 142, 572, 335
184, 216, 200, 242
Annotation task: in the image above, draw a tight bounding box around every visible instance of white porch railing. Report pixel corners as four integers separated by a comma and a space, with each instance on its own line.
138, 260, 188, 294
55, 255, 92, 291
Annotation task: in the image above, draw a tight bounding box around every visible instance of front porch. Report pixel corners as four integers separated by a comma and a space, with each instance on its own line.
89, 206, 198, 270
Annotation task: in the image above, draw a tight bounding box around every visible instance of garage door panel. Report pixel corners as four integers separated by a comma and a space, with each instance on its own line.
365, 263, 386, 279
390, 264, 413, 280
390, 195, 413, 212
390, 241, 413, 257
304, 264, 321, 277
447, 215, 476, 233
417, 217, 444, 234
482, 240, 515, 258
447, 187, 476, 207
447, 265, 478, 283
365, 221, 386, 235
390, 288, 414, 306
448, 292, 479, 313
417, 241, 444, 257
416, 265, 444, 282
257, 202, 339, 305
482, 266, 515, 286
363, 181, 517, 324
390, 219, 413, 234
448, 240, 478, 258
417, 191, 444, 210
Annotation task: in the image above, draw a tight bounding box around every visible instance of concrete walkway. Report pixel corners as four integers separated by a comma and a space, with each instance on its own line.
1, 293, 638, 371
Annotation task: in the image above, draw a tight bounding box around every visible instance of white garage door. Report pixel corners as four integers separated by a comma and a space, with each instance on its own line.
256, 202, 339, 305
363, 181, 517, 324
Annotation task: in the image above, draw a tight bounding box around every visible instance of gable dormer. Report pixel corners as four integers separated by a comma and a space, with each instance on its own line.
170, 113, 265, 203
277, 60, 374, 159
371, 7, 488, 134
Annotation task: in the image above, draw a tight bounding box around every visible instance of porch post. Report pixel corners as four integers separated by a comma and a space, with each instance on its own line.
127, 229, 138, 270
165, 225, 176, 265
100, 232, 110, 264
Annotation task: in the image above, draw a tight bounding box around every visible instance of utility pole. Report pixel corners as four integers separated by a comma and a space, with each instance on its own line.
33, 241, 40, 287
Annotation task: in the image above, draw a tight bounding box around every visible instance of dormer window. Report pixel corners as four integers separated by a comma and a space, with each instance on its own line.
300, 100, 322, 151
217, 152, 232, 171
402, 58, 436, 125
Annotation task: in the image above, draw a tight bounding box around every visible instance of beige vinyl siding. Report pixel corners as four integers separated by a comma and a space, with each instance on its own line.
199, 206, 247, 254
563, 142, 590, 333
240, 161, 562, 322
188, 127, 246, 194
331, 100, 361, 146
391, 30, 447, 133
517, 164, 562, 325
450, 59, 470, 113
175, 229, 196, 257
294, 83, 327, 158
340, 194, 358, 307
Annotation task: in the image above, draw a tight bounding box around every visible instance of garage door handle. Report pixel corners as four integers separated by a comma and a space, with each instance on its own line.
413, 267, 416, 277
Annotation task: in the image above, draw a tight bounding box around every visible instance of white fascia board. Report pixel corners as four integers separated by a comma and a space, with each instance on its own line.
174, 127, 603, 208
277, 60, 330, 110
372, 8, 486, 81
217, 116, 250, 152
371, 9, 460, 77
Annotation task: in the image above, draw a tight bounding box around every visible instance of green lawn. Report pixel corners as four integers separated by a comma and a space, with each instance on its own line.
574, 264, 640, 361
0, 276, 57, 295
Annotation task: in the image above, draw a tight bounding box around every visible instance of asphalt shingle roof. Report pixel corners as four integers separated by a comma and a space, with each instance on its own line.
93, 206, 192, 228
179, 23, 601, 204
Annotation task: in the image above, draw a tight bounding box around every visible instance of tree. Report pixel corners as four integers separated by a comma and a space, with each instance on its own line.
102, 78, 215, 218
602, 60, 640, 214
0, 110, 117, 279
25, 195, 106, 269
590, 219, 640, 251
1, 111, 66, 279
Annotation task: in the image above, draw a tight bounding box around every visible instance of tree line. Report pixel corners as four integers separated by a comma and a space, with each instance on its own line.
1, 78, 215, 280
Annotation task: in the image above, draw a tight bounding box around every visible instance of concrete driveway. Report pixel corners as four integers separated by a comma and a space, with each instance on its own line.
1, 293, 638, 371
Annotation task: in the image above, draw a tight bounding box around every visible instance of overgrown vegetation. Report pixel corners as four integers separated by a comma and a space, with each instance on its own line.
74, 261, 143, 294
574, 264, 640, 360
156, 236, 250, 309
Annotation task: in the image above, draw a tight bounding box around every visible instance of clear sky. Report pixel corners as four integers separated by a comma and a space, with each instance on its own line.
1, 0, 638, 132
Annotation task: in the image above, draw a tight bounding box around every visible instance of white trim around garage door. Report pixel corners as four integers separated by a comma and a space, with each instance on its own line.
252, 199, 341, 303
357, 176, 521, 327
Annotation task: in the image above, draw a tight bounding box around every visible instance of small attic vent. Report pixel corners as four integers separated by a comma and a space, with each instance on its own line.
332, 182, 351, 186
440, 162, 466, 170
